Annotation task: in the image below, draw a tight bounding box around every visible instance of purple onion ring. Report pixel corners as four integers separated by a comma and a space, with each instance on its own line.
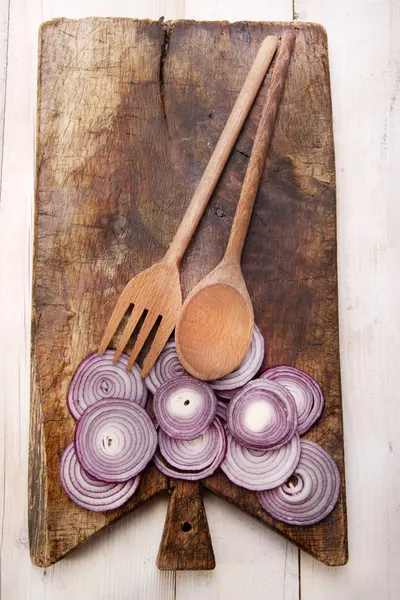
68, 350, 147, 420
227, 379, 297, 450
75, 398, 157, 482
260, 366, 324, 435
60, 442, 140, 511
153, 376, 217, 440
144, 340, 188, 394
221, 432, 300, 491
257, 439, 341, 525
216, 400, 228, 422
216, 388, 237, 401
153, 418, 226, 480
158, 417, 226, 471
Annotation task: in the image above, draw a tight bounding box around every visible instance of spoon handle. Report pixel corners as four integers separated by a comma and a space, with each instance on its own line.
224, 31, 296, 264
163, 35, 278, 266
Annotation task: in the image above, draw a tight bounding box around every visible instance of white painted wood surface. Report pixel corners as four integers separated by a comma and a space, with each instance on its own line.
0, 0, 9, 188
0, 0, 398, 598
295, 1, 400, 597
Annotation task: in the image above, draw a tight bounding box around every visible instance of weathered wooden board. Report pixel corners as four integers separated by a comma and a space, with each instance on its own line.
30, 17, 347, 568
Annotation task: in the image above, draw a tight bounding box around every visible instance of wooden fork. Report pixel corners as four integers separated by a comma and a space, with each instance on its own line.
98, 35, 278, 376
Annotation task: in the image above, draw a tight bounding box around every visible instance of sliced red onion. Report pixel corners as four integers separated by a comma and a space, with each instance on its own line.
216, 400, 228, 421
257, 439, 340, 525
153, 376, 217, 440
68, 350, 147, 420
144, 340, 187, 394
209, 325, 264, 392
158, 417, 226, 470
260, 366, 324, 435
216, 388, 237, 401
60, 442, 140, 511
75, 398, 157, 482
227, 379, 297, 450
221, 432, 300, 491
153, 418, 226, 480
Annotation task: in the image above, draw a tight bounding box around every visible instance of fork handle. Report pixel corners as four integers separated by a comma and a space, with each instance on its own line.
163, 35, 278, 266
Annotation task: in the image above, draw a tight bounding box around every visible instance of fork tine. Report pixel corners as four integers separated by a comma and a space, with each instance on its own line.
140, 320, 175, 377
113, 305, 144, 363
98, 292, 132, 355
127, 312, 158, 370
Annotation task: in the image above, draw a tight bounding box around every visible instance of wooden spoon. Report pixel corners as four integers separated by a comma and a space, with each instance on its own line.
176, 32, 296, 381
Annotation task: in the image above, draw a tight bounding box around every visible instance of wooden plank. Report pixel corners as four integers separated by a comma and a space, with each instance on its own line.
31, 16, 173, 568
0, 0, 47, 597
31, 14, 345, 576
295, 0, 400, 598
0, 0, 10, 190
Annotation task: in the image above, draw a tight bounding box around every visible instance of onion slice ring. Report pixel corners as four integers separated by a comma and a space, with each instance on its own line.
75, 398, 157, 482
68, 350, 147, 420
221, 432, 300, 491
158, 418, 226, 471
227, 379, 297, 450
153, 376, 217, 440
60, 442, 140, 511
216, 400, 228, 421
216, 388, 237, 401
144, 340, 187, 394
260, 365, 324, 434
257, 439, 340, 525
153, 418, 226, 480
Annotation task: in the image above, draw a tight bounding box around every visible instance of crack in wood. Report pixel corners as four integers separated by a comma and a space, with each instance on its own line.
235, 147, 251, 159
159, 23, 172, 140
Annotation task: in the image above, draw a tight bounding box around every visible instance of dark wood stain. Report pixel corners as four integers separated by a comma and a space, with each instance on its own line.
30, 17, 347, 569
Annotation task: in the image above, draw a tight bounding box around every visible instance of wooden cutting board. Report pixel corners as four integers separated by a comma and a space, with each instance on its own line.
30, 17, 347, 569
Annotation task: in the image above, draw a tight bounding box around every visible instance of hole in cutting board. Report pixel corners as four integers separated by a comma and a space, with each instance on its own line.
181, 521, 192, 533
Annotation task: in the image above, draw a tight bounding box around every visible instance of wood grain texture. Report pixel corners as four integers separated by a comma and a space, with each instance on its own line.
31, 17, 346, 569
295, 0, 400, 598
176, 494, 299, 599
0, 0, 9, 189
185, 0, 292, 21
31, 17, 172, 568
225, 31, 295, 263
157, 480, 215, 570
200, 20, 347, 566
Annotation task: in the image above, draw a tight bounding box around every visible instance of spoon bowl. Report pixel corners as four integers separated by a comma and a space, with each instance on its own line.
176, 282, 254, 380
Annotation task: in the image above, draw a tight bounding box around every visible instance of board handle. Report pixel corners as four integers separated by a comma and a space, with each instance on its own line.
157, 480, 215, 570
